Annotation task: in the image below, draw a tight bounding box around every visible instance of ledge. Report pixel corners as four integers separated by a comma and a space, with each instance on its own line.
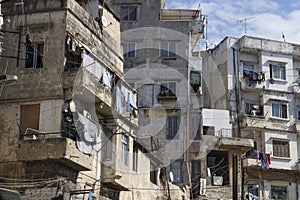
269, 117, 290, 122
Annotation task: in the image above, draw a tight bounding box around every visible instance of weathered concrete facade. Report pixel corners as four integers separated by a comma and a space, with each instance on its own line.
202, 36, 300, 200
109, 0, 204, 198
0, 0, 178, 200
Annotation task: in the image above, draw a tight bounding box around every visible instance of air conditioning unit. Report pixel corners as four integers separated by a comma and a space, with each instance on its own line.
200, 178, 207, 195
83, 109, 91, 120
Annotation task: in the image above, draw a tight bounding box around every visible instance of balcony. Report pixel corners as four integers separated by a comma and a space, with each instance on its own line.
240, 71, 265, 91
218, 137, 254, 153
216, 128, 232, 138
17, 132, 92, 171
241, 114, 266, 130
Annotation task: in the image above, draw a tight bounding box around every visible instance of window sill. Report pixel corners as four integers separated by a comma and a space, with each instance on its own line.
271, 78, 288, 83
269, 117, 289, 122
271, 156, 291, 160
160, 57, 177, 61
157, 96, 177, 100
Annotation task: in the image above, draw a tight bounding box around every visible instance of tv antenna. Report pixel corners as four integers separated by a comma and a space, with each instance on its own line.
237, 17, 256, 35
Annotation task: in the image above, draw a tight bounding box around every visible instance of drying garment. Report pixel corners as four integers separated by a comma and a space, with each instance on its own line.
265, 154, 271, 168
116, 86, 122, 113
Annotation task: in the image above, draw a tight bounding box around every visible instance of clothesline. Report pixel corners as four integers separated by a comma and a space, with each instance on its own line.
243, 148, 271, 169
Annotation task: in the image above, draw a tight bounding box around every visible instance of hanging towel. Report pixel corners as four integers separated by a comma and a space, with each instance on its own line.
265, 154, 271, 168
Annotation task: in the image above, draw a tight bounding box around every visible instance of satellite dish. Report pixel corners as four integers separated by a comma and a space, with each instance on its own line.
101, 16, 108, 27
169, 172, 174, 182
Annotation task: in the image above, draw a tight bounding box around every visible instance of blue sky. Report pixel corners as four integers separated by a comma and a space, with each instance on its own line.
166, 0, 300, 49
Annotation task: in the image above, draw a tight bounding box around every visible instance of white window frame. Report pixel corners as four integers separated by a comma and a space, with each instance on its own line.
270, 64, 286, 80
271, 102, 288, 119
159, 82, 176, 97
160, 42, 177, 58
121, 135, 129, 165
122, 42, 136, 58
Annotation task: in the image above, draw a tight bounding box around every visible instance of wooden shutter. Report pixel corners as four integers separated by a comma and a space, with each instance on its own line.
273, 140, 289, 157
20, 104, 40, 134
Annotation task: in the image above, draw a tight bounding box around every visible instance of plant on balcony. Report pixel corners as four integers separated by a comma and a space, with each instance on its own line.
159, 89, 169, 96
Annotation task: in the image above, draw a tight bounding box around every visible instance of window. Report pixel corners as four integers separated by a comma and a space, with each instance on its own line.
138, 84, 154, 108
122, 43, 136, 58
190, 71, 201, 93
270, 64, 286, 80
132, 143, 138, 172
273, 140, 290, 158
191, 160, 201, 179
243, 64, 254, 78
150, 163, 158, 184
247, 184, 259, 200
102, 133, 112, 160
170, 161, 182, 183
203, 126, 215, 136
166, 116, 180, 139
120, 6, 137, 21
160, 42, 176, 58
271, 185, 288, 200
20, 104, 40, 134
272, 103, 287, 119
245, 103, 263, 116
25, 36, 44, 68
159, 82, 176, 97
297, 110, 300, 122
121, 135, 129, 165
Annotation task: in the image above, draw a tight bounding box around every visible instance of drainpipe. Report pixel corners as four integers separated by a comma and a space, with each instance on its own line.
232, 45, 244, 200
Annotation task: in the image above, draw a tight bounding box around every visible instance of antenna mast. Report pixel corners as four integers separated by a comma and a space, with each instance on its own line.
237, 17, 256, 35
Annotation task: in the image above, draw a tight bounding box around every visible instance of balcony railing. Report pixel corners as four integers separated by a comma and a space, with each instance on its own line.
216, 128, 232, 138
18, 129, 93, 171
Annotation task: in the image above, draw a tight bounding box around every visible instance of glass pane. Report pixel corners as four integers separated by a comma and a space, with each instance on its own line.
120, 7, 129, 20
169, 82, 176, 96
128, 7, 137, 20
272, 103, 279, 117
281, 104, 287, 118
160, 43, 168, 57
169, 43, 176, 57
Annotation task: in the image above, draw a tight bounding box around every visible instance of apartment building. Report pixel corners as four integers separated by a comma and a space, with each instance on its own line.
202, 36, 300, 200
109, 0, 204, 198
0, 0, 184, 200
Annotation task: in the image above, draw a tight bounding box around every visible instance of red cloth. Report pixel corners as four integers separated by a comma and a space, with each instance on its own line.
265, 154, 271, 168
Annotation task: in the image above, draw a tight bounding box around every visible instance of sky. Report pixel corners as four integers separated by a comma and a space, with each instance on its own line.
166, 0, 300, 49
